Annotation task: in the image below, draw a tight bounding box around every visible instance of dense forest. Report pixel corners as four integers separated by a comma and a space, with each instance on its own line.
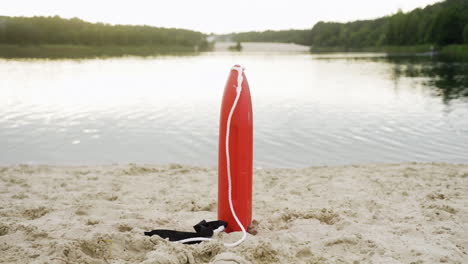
0, 16, 210, 50
309, 0, 468, 48
223, 0, 468, 51
0, 0, 467, 57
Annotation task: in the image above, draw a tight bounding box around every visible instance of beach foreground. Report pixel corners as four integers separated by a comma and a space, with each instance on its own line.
0, 163, 467, 264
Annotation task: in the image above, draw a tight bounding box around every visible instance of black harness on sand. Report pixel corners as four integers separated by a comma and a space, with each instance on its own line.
144, 220, 227, 244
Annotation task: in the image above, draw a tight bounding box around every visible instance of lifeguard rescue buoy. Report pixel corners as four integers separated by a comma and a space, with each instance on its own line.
218, 65, 253, 235
144, 66, 253, 247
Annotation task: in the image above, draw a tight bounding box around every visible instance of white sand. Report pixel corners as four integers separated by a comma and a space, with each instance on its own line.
0, 163, 467, 264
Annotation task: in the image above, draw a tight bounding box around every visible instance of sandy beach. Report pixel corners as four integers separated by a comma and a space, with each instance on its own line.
0, 163, 467, 264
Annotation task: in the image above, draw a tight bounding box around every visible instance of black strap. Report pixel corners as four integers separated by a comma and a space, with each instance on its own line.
144, 220, 227, 244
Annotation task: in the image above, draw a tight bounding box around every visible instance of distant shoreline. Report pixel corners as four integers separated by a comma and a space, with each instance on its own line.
0, 44, 201, 59
1, 43, 467, 59
310, 44, 433, 54
309, 44, 468, 58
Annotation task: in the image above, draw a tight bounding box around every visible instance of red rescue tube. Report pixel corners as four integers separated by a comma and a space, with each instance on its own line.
218, 65, 253, 233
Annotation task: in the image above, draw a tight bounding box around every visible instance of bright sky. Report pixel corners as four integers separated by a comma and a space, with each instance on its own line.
2, 0, 442, 34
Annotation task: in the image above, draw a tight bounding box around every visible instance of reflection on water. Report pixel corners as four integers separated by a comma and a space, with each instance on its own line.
387, 56, 468, 103
0, 51, 467, 167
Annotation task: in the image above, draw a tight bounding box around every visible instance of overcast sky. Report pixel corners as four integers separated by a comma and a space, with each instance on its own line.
2, 0, 442, 34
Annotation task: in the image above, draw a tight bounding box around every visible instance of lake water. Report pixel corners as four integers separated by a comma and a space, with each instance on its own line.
1, 48, 467, 167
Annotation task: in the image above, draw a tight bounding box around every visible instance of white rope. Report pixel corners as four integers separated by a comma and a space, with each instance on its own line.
172, 66, 247, 247
222, 65, 247, 247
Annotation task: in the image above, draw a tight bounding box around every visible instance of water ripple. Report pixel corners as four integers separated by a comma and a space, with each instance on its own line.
1, 54, 468, 166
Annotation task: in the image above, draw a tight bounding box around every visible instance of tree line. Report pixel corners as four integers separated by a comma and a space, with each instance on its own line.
221, 29, 313, 46
310, 0, 468, 48
0, 0, 466, 52
223, 0, 468, 48
0, 15, 210, 50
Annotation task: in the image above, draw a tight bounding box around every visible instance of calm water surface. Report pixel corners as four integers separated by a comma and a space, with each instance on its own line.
1, 51, 467, 167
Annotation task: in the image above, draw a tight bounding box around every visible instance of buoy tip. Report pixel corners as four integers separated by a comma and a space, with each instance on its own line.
231, 65, 245, 71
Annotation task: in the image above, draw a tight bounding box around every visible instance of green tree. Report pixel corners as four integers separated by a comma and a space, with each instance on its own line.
463, 24, 468, 43
0, 15, 209, 50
